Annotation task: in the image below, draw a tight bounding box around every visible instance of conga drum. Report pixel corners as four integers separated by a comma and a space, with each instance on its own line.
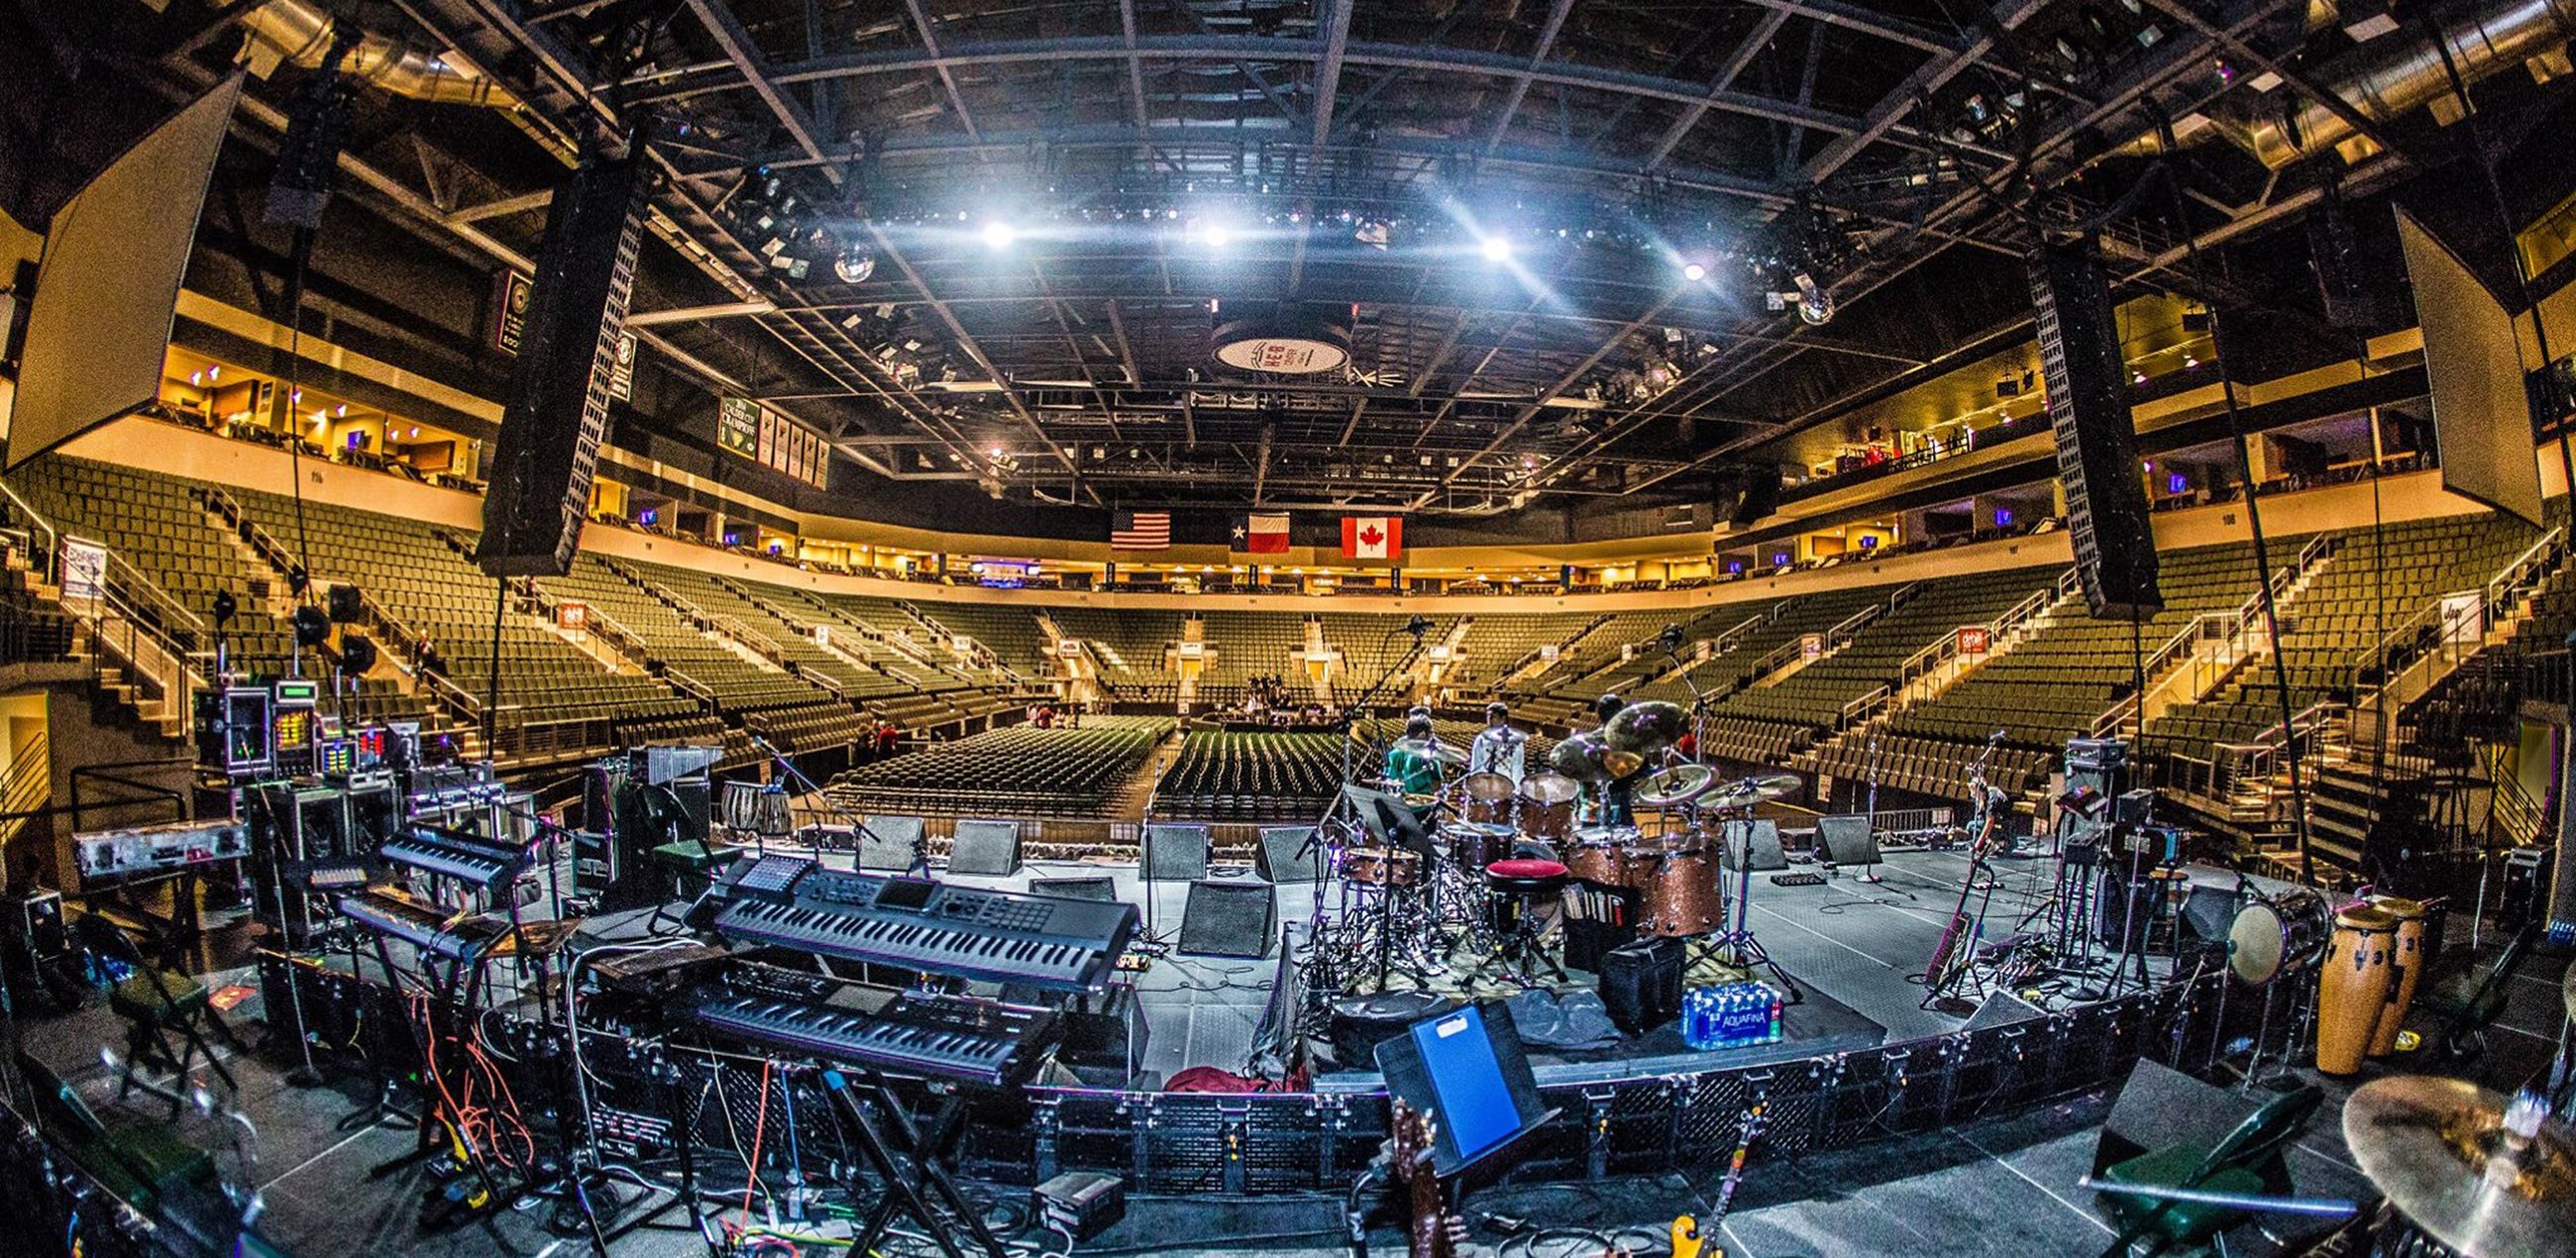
2318, 905, 2398, 1076
2366, 895, 2428, 1057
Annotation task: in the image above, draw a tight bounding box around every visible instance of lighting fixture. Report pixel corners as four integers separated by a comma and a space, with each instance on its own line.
832, 247, 877, 284
1478, 234, 1513, 262
980, 221, 1018, 250
1682, 262, 1707, 282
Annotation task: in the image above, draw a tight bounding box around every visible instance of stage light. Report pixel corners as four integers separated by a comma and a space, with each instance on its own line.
832, 246, 877, 284
1478, 234, 1514, 262
1682, 262, 1707, 282
980, 221, 1019, 250
1187, 218, 1234, 250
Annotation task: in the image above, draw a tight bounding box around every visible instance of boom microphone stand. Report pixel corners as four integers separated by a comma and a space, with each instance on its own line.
744, 729, 892, 868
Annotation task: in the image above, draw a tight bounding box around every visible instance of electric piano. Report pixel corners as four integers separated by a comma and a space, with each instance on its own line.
698, 855, 1136, 993
685, 974, 1060, 1088
337, 888, 509, 961
380, 826, 533, 891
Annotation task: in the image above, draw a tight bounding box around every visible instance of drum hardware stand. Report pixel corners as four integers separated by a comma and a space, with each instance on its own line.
1698, 811, 1803, 1003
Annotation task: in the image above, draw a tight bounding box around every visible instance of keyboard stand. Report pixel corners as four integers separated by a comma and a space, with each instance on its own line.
819, 1068, 1011, 1258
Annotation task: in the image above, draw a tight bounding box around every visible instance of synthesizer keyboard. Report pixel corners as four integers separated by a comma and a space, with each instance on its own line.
338, 889, 509, 960
381, 826, 532, 891
703, 855, 1136, 993
687, 982, 1060, 1088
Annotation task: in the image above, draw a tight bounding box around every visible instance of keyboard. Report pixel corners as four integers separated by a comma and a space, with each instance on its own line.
702, 857, 1136, 993
338, 889, 508, 960
687, 982, 1060, 1088
381, 826, 531, 891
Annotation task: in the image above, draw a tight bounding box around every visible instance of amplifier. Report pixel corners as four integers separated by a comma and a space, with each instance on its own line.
74, 818, 250, 880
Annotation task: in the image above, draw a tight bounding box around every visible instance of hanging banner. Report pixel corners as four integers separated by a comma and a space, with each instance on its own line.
490, 268, 534, 355
59, 537, 107, 613
606, 332, 637, 401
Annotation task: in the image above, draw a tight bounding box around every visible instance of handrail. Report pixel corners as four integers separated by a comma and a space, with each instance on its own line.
0, 478, 63, 583
1706, 612, 1766, 656
2346, 526, 2563, 681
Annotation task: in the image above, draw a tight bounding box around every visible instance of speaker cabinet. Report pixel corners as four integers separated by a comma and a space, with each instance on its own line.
477, 156, 644, 577
1178, 881, 1275, 958
1599, 937, 1684, 1035
2031, 237, 2161, 619
858, 815, 924, 872
1962, 989, 2048, 1031
1143, 822, 1211, 883
1031, 876, 1119, 902
947, 819, 1022, 877
1255, 825, 1325, 884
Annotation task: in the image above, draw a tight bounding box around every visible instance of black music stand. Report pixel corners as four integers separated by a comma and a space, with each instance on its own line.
818, 1067, 1011, 1258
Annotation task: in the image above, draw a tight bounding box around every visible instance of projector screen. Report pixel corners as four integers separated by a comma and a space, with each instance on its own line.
2396, 205, 2544, 527
3, 73, 241, 471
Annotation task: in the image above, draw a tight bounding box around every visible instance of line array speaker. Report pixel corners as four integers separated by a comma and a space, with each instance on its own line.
2030, 237, 2161, 619
477, 155, 644, 577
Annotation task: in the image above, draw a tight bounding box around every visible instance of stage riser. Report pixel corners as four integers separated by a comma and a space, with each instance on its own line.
257, 958, 2261, 1195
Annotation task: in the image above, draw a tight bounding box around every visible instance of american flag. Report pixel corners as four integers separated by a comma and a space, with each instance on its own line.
1110, 510, 1172, 550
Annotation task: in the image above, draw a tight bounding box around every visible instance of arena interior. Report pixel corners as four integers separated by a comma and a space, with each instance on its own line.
2, 2, 2575, 1256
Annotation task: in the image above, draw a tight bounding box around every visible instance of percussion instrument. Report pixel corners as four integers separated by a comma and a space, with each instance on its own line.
1441, 822, 1517, 873
1516, 773, 1580, 840
1635, 763, 1717, 809
2344, 1076, 2576, 1258
1340, 846, 1422, 888
2225, 887, 2330, 986
1703, 772, 1802, 808
1633, 841, 1723, 937
1603, 700, 1689, 756
1565, 826, 1644, 889
2319, 905, 2399, 1076
1458, 772, 1518, 826
2368, 895, 2429, 1058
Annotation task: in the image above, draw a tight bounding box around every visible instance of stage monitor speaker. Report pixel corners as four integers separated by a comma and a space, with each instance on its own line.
2030, 237, 2162, 619
948, 819, 1022, 877
1815, 814, 1879, 869
1726, 818, 1786, 872
1599, 937, 1684, 1035
1962, 989, 2048, 1031
1143, 822, 1211, 883
858, 815, 924, 872
476, 154, 645, 577
2094, 1060, 2307, 1192
1177, 881, 1275, 958
1255, 825, 1325, 884
1031, 876, 1119, 902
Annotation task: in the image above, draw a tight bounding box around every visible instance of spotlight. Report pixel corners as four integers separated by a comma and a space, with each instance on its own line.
1478, 234, 1513, 262
1682, 262, 1707, 282
1188, 219, 1234, 250
980, 221, 1018, 250
832, 246, 877, 284
1791, 271, 1835, 326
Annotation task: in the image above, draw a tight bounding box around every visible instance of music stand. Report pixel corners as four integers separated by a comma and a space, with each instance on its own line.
1371, 1001, 1557, 1180
1816, 814, 1883, 884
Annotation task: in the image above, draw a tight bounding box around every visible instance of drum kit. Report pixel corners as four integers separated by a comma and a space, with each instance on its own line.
1318, 699, 1802, 996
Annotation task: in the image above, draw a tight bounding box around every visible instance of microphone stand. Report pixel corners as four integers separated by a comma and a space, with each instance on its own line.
1317, 626, 1428, 995
745, 729, 894, 871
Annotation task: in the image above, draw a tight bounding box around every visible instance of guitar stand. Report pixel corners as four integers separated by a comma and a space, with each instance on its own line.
820, 1068, 1010, 1258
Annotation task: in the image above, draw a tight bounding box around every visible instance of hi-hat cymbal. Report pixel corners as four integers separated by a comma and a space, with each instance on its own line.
1603, 700, 1689, 755
1635, 763, 1716, 808
2344, 1076, 2576, 1258
1707, 772, 1802, 806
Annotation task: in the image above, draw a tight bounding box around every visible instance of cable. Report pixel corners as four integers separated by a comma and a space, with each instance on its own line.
741, 1059, 774, 1222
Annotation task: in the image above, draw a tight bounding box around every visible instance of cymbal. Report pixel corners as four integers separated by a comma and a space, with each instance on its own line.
2344, 1076, 2576, 1258
1603, 699, 1690, 755
1549, 731, 1619, 784
1635, 763, 1717, 808
1707, 772, 1802, 806
1603, 748, 1647, 780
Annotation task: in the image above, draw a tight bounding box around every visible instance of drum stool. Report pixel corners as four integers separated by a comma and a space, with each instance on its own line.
1485, 859, 1570, 985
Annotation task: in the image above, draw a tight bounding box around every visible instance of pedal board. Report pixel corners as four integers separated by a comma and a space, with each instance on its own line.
1770, 873, 1826, 887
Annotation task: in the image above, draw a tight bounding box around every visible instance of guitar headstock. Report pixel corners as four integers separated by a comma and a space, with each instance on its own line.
1390, 1099, 1439, 1181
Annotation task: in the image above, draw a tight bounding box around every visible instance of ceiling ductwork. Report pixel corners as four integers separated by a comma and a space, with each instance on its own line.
236, 0, 518, 108
2123, 0, 2576, 166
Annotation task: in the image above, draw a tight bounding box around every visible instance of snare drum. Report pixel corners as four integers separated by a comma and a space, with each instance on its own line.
1635, 842, 1723, 937
1442, 822, 1517, 873
1340, 846, 1421, 888
1458, 772, 1518, 827
2367, 895, 2428, 1057
2317, 905, 2397, 1076
1517, 773, 1580, 841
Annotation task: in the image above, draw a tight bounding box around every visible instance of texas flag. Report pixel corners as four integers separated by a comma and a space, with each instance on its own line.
1235, 512, 1291, 554
1341, 515, 1403, 560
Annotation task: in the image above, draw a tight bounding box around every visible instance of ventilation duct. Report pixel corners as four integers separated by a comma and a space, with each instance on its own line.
2121, 0, 2576, 166
237, 0, 518, 108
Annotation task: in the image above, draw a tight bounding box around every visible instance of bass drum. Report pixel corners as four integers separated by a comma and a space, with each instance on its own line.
2225, 888, 2329, 986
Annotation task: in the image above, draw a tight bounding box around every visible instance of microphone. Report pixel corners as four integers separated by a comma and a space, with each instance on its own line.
1988, 728, 2006, 745
1404, 614, 1431, 639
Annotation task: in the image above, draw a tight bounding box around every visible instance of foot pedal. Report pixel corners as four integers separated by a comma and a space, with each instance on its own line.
1770, 873, 1825, 887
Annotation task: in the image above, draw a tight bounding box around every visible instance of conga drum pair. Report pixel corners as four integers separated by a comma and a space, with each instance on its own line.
2318, 905, 2398, 1076
2367, 895, 2428, 1058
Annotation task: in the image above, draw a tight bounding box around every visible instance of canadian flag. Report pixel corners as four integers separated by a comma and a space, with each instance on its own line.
1341, 516, 1402, 560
